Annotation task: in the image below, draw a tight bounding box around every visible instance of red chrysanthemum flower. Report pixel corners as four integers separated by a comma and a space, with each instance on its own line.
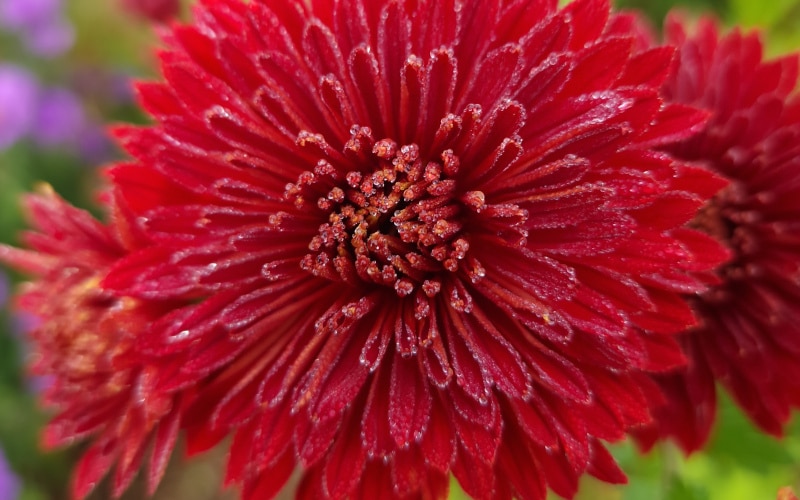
634, 15, 800, 453
102, 0, 733, 498
4, 0, 733, 499
0, 189, 187, 498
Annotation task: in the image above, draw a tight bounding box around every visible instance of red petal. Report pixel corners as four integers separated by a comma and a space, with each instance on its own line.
242, 448, 296, 500
533, 444, 579, 499
452, 443, 496, 500
618, 46, 675, 88
147, 401, 181, 495
361, 356, 397, 461
563, 0, 610, 51
637, 103, 710, 147
420, 397, 455, 472
508, 397, 558, 449
391, 446, 426, 497
73, 438, 117, 499
295, 410, 342, 467
351, 461, 395, 500
225, 418, 259, 486
497, 432, 547, 500
525, 348, 591, 403
389, 352, 432, 448
587, 439, 627, 484
563, 37, 633, 95
185, 423, 228, 457
323, 413, 368, 499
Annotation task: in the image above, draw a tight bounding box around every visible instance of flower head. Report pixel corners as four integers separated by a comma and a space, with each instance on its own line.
6, 0, 730, 498
0, 449, 19, 500
33, 87, 89, 147
0, 64, 39, 149
0, 0, 74, 57
0, 64, 97, 155
0, 189, 185, 498
634, 15, 800, 453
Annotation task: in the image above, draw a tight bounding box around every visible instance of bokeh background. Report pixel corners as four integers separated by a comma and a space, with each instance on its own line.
1, 0, 799, 498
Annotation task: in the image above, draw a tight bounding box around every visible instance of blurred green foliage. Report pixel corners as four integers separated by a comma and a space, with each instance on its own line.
614, 0, 728, 26
727, 0, 800, 55
606, 395, 800, 500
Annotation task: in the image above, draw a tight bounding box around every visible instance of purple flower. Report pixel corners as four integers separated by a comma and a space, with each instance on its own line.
0, 0, 58, 28
0, 65, 39, 149
0, 64, 104, 158
0, 450, 19, 500
72, 67, 135, 106
0, 0, 73, 57
33, 86, 116, 163
23, 17, 73, 57
33, 87, 86, 147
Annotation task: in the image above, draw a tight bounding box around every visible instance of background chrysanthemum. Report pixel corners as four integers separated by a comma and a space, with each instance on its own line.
0, 190, 187, 498
634, 14, 800, 454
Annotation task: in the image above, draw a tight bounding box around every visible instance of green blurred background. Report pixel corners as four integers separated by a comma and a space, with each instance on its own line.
1, 0, 800, 498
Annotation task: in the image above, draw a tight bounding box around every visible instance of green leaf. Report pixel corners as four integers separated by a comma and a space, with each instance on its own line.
665, 476, 707, 500
706, 394, 794, 473
728, 0, 799, 27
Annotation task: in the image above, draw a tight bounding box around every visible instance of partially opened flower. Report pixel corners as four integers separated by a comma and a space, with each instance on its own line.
0, 64, 39, 149
0, 0, 74, 57
0, 189, 186, 498
33, 88, 89, 148
634, 15, 800, 453
3, 0, 732, 498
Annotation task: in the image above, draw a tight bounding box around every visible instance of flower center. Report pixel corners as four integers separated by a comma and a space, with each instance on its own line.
691, 200, 734, 245
289, 128, 482, 297
36, 275, 128, 390
691, 180, 768, 291
691, 182, 756, 251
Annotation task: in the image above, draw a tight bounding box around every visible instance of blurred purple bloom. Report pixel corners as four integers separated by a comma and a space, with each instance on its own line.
0, 65, 39, 149
0, 450, 18, 500
0, 0, 73, 56
0, 64, 107, 160
24, 17, 73, 57
33, 87, 86, 147
33, 86, 116, 163
72, 67, 135, 106
76, 126, 115, 165
0, 0, 58, 28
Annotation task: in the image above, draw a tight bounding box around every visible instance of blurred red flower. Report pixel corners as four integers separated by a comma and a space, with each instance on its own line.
120, 0, 180, 23
635, 15, 800, 453
0, 188, 186, 498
